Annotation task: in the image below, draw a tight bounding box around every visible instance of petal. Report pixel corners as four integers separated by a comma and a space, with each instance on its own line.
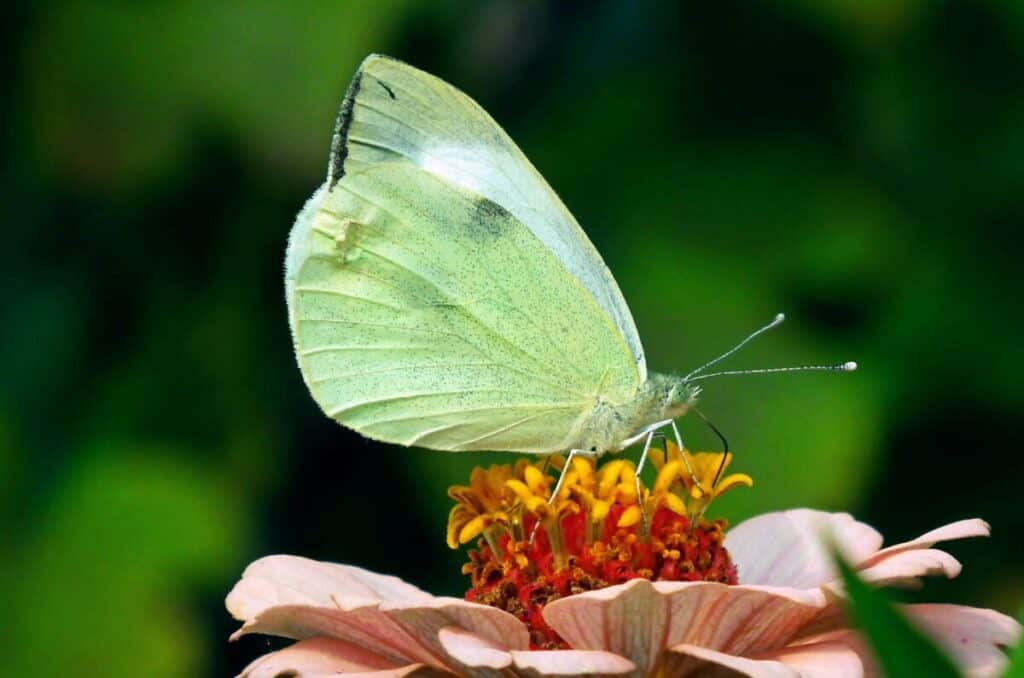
509, 650, 636, 677
507, 479, 533, 502
649, 447, 666, 470
617, 505, 642, 528
237, 637, 447, 678
459, 515, 488, 544
227, 556, 528, 668
687, 452, 732, 489
726, 510, 883, 588
660, 639, 864, 678
339, 669, 454, 678
853, 548, 962, 588
664, 493, 686, 516
436, 628, 635, 678
904, 604, 1022, 677
525, 465, 548, 495
436, 626, 512, 676
761, 640, 865, 677
447, 506, 470, 549
716, 473, 754, 495
542, 579, 826, 675
657, 644, 796, 677
654, 461, 682, 494
227, 555, 434, 617
858, 519, 990, 569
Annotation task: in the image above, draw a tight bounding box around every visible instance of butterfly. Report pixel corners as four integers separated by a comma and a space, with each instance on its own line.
285, 54, 854, 468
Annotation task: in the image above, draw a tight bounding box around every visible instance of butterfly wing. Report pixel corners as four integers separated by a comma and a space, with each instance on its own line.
331, 54, 646, 380
285, 54, 645, 452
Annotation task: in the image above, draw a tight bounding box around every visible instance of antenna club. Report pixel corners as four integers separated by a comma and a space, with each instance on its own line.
774, 312, 785, 324
841, 361, 858, 372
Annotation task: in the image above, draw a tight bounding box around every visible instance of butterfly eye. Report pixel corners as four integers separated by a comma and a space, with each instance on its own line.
666, 381, 697, 411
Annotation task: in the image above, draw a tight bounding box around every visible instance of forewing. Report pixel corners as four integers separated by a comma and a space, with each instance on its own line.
286, 163, 640, 452
331, 54, 647, 381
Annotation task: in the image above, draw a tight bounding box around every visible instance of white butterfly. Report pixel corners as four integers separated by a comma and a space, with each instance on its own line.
285, 54, 855, 471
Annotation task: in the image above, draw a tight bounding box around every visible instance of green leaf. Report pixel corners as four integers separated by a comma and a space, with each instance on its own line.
833, 548, 961, 678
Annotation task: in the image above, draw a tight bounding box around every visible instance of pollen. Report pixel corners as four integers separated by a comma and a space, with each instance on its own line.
448, 446, 751, 650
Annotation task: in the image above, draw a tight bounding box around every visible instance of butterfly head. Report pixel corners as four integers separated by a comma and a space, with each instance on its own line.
641, 373, 700, 421
665, 378, 701, 418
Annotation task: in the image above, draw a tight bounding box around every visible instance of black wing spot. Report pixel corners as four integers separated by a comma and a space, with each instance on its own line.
328, 70, 363, 187
377, 80, 396, 99
468, 198, 513, 241
473, 198, 511, 221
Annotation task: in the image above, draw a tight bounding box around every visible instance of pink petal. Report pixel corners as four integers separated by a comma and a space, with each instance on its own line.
726, 510, 884, 588
542, 579, 826, 675
237, 637, 443, 677
436, 626, 512, 674
854, 548, 962, 588
227, 556, 433, 620
226, 555, 528, 669
382, 596, 530, 652
859, 519, 990, 569
436, 627, 635, 677
340, 670, 451, 678
508, 650, 636, 677
229, 604, 439, 667
904, 604, 1022, 677
658, 643, 797, 676
660, 638, 865, 677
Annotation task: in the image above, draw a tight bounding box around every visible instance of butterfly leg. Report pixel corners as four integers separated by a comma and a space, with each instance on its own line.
550, 448, 593, 503
530, 448, 597, 544
629, 419, 705, 496
634, 429, 665, 530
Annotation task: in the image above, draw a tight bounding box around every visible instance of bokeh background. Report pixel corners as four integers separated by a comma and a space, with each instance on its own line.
4, 1, 1023, 675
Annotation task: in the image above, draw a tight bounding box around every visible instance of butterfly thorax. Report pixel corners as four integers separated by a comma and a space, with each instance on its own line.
573, 373, 700, 455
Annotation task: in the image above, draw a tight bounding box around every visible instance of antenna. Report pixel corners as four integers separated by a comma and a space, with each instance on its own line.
687, 361, 858, 383
684, 313, 786, 381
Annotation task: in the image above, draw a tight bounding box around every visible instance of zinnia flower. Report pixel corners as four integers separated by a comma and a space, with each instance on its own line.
227, 449, 1020, 676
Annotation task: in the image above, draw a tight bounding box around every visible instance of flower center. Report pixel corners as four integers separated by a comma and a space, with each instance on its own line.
447, 446, 752, 649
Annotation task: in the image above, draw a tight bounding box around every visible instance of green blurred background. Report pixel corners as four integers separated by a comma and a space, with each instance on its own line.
3, 1, 1022, 675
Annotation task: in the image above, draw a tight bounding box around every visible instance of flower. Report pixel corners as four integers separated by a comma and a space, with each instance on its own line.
456, 449, 742, 649
227, 454, 1021, 676
446, 462, 528, 551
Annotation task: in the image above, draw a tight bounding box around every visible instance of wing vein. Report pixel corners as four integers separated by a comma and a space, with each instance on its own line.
364, 402, 587, 428
296, 286, 403, 311
301, 344, 429, 356
329, 389, 565, 418
310, 361, 500, 384
452, 411, 559, 449
297, 318, 464, 340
